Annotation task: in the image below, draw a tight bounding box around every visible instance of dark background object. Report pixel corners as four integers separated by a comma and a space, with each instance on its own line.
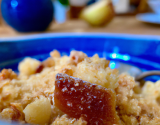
58, 0, 69, 6
87, 0, 97, 6
1, 0, 54, 32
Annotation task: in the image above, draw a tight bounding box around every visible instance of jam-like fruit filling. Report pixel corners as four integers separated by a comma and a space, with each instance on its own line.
54, 73, 119, 125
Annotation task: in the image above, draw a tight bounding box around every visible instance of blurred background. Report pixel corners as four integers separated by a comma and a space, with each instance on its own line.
0, 0, 159, 37
0, 0, 160, 83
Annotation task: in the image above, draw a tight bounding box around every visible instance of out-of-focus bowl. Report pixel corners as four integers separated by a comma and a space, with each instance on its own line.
1, 0, 54, 32
148, 0, 160, 14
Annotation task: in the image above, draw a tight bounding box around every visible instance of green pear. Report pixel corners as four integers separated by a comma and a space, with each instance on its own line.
81, 0, 115, 26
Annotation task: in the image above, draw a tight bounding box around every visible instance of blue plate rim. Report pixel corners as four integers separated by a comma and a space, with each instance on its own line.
0, 33, 160, 42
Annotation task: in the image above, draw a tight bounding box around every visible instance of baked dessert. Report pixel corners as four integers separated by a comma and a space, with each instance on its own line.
0, 50, 160, 125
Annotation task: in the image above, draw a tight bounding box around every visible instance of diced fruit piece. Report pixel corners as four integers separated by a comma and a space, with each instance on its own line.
54, 73, 119, 125
18, 58, 41, 76
23, 97, 51, 124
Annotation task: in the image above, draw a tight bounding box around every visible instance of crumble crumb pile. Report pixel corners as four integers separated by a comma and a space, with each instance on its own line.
0, 50, 160, 125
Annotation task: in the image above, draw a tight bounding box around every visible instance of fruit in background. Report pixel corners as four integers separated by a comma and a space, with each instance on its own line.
80, 0, 115, 26
137, 0, 150, 13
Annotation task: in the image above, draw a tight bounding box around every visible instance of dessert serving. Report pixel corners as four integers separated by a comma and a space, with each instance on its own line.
0, 50, 160, 125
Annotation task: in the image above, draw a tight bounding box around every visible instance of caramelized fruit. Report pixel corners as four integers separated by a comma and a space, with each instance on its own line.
54, 73, 119, 125
35, 64, 44, 74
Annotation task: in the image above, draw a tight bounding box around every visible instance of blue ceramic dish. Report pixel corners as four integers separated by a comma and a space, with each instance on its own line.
1, 0, 54, 32
0, 33, 160, 82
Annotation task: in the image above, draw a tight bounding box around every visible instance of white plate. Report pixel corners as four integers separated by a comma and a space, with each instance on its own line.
136, 13, 160, 24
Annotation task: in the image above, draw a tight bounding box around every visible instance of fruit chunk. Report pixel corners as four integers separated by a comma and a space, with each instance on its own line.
18, 58, 41, 76
23, 97, 51, 124
54, 73, 119, 125
80, 0, 114, 26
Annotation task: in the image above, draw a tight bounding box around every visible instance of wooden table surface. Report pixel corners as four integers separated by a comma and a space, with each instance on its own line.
0, 16, 160, 38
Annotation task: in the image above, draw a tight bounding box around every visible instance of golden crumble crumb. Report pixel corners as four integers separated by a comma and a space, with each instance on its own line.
0, 69, 17, 81
70, 51, 88, 65
52, 115, 87, 125
50, 50, 61, 58
73, 57, 118, 90
0, 103, 24, 122
42, 58, 55, 67
10, 103, 24, 121
0, 108, 13, 122
59, 68, 73, 76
